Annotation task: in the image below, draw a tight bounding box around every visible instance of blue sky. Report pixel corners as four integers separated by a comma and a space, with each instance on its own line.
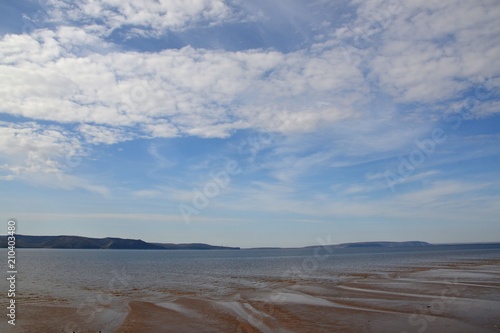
1, 0, 499, 247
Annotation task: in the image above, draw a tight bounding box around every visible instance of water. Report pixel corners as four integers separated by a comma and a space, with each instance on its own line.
2, 244, 499, 307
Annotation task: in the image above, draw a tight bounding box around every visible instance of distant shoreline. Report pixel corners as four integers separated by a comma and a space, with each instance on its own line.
0, 234, 240, 250
1, 235, 499, 250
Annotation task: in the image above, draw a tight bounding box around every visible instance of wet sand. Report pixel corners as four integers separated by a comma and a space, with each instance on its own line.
5, 259, 500, 332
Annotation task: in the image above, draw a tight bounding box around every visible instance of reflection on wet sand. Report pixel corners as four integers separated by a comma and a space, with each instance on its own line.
8, 259, 500, 333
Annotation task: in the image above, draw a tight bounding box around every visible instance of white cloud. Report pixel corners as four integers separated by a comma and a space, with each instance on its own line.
46, 0, 232, 37
0, 30, 367, 139
143, 122, 179, 139
2, 0, 499, 198
364, 0, 500, 103
0, 30, 60, 64
2, 1, 496, 142
78, 124, 131, 145
0, 121, 80, 174
0, 121, 109, 195
470, 100, 500, 118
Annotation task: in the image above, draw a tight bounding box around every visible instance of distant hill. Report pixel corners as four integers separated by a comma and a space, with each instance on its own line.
0, 235, 240, 250
338, 241, 431, 248
0, 236, 434, 250
305, 241, 431, 249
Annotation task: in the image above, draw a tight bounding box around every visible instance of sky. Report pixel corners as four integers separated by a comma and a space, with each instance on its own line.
0, 0, 499, 248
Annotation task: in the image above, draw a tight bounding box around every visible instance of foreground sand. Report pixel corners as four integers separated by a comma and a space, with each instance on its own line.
4, 259, 500, 332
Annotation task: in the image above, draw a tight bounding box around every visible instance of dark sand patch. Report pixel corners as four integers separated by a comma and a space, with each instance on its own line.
114, 299, 267, 333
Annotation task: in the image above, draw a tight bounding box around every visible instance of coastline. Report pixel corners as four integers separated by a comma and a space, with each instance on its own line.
4, 258, 500, 332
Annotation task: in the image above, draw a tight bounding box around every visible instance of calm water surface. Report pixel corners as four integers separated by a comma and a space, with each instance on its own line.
2, 244, 500, 306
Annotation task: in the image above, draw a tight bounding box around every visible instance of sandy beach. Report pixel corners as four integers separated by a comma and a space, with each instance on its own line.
5, 258, 500, 333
